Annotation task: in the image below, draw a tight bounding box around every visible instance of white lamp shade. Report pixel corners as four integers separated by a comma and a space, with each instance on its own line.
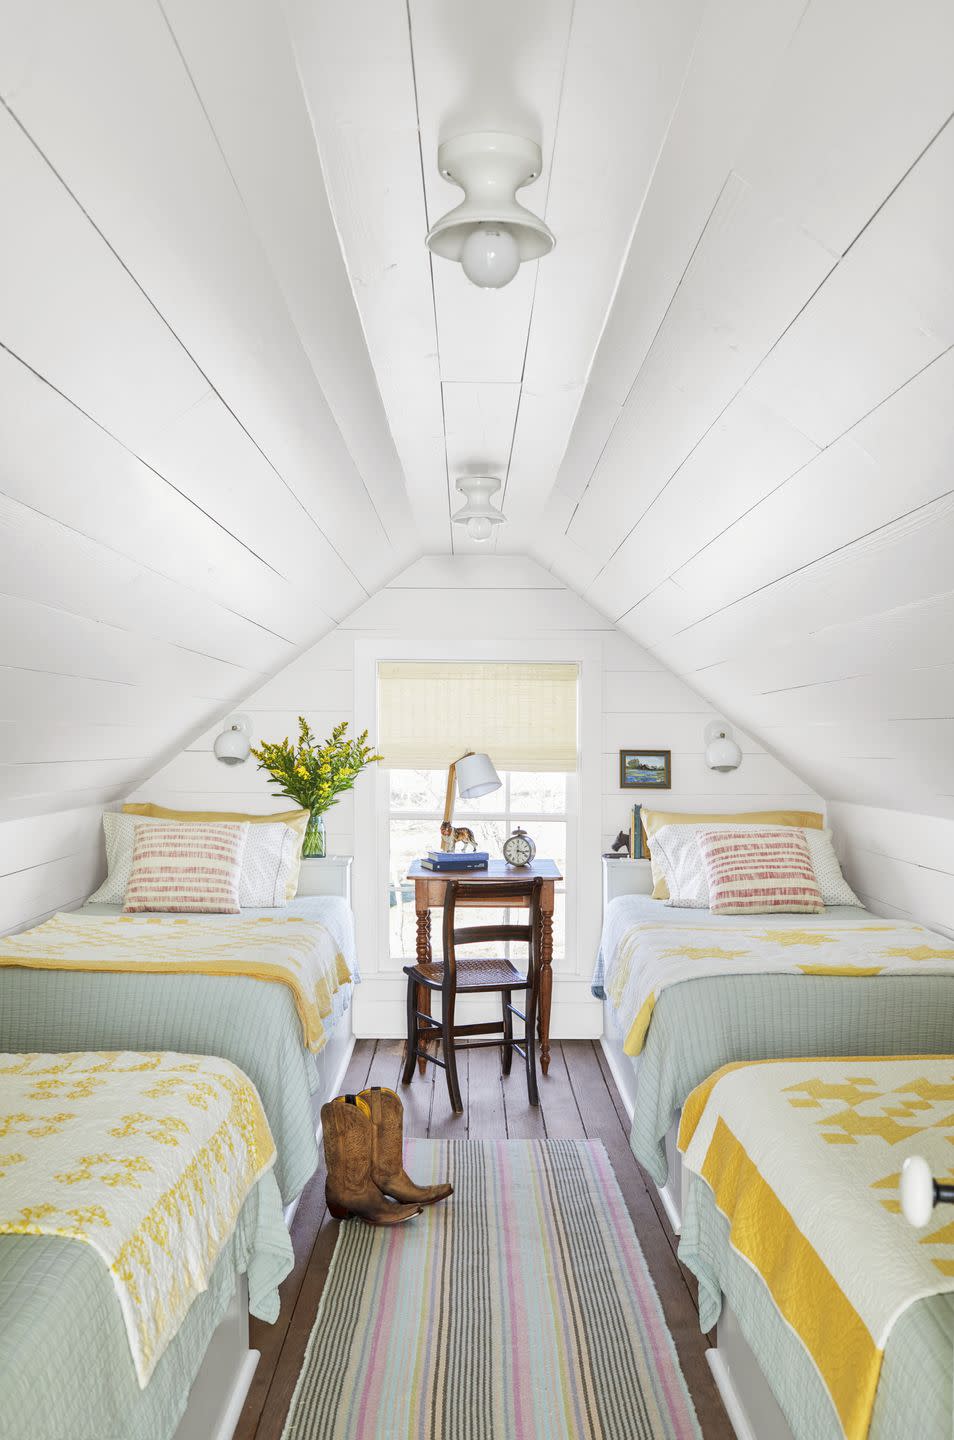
704, 721, 742, 773
214, 714, 251, 765
455, 751, 501, 800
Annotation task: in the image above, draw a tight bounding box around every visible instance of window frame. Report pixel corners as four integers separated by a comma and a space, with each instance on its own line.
383, 768, 573, 965
353, 635, 601, 986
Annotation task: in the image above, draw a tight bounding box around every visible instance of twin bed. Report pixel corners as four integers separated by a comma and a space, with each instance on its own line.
596, 835, 954, 1440
0, 812, 358, 1440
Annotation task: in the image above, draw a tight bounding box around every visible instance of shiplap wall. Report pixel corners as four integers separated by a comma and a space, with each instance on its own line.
0, 0, 417, 933
133, 555, 820, 1032
829, 803, 954, 940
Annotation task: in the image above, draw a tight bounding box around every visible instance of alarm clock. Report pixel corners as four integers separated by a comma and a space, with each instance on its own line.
502, 826, 536, 867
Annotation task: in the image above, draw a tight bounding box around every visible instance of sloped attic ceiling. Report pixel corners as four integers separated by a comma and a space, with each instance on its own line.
1, 0, 953, 825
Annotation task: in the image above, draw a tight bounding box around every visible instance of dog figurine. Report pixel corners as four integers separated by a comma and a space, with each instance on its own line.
440, 821, 478, 853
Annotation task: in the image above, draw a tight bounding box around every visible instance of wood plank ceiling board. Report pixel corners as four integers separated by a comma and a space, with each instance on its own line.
284, 0, 449, 554
731, 0, 954, 257
0, 493, 295, 675
652, 347, 954, 639
0, 348, 319, 646
568, 171, 838, 574
0, 0, 395, 600
601, 392, 820, 622
550, 0, 811, 522
654, 489, 954, 676
157, 0, 417, 561
0, 594, 258, 701
747, 118, 954, 447
0, 724, 176, 767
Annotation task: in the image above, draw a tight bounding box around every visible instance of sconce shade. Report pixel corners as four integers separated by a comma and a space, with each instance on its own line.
455, 751, 501, 800
214, 714, 252, 765
704, 720, 742, 773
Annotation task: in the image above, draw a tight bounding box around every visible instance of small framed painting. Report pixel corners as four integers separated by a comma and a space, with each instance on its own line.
619, 749, 671, 790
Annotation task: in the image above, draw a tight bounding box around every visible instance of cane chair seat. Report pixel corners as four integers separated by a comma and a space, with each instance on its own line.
405, 957, 529, 991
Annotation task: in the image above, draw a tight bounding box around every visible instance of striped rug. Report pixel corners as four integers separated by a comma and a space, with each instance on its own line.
282, 1138, 700, 1439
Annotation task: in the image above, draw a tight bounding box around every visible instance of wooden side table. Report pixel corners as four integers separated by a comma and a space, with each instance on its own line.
406, 858, 563, 1075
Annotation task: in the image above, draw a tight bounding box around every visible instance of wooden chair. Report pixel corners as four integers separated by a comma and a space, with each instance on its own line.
401, 876, 544, 1112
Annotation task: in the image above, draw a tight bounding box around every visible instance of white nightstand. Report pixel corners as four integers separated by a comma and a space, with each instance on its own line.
601, 856, 653, 907
296, 855, 353, 904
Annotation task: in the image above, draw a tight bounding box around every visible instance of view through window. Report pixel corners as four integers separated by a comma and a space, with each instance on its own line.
387, 769, 568, 962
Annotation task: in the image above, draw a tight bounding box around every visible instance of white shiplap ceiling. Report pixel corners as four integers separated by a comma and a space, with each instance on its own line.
1, 0, 953, 824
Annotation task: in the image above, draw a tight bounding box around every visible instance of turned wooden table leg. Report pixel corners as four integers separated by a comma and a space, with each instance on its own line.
538, 907, 553, 1076
415, 906, 432, 1075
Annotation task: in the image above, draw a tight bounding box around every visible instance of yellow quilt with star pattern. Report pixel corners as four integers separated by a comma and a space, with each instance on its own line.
0, 912, 352, 1053
0, 1050, 276, 1387
679, 1056, 954, 1440
604, 919, 954, 1056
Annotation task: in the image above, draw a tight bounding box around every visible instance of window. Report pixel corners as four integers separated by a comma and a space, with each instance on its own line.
386, 769, 569, 963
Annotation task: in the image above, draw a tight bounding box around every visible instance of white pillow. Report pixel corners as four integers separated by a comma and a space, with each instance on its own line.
652, 822, 862, 909
90, 811, 298, 908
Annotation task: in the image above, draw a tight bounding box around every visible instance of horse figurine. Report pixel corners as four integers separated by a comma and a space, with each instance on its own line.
440, 821, 478, 853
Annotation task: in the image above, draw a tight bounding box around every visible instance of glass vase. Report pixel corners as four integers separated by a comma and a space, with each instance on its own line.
303, 811, 327, 858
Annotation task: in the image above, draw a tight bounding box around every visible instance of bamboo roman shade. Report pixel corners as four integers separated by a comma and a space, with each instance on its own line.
377, 662, 579, 771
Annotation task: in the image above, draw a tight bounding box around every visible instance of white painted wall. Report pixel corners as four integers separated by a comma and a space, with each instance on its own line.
829, 803, 954, 940
133, 555, 820, 1035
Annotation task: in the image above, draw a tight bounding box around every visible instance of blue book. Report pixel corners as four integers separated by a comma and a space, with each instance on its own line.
420, 858, 489, 873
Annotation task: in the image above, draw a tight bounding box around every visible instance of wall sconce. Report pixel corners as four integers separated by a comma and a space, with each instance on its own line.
704, 720, 742, 773
426, 132, 555, 289
214, 714, 252, 765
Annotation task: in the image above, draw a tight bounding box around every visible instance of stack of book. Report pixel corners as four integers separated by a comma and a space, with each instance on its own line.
419, 850, 489, 873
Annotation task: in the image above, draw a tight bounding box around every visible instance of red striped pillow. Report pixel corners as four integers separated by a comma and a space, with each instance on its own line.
123, 821, 248, 914
696, 827, 823, 915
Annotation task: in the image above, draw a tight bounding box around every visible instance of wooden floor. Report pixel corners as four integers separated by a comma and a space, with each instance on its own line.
236, 1038, 734, 1440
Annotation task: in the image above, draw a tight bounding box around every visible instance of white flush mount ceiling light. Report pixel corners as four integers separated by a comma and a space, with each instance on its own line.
704, 720, 743, 773
214, 713, 252, 765
452, 476, 505, 542
426, 132, 555, 289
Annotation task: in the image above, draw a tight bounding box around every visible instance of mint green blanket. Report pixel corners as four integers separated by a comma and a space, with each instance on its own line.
0, 1172, 292, 1440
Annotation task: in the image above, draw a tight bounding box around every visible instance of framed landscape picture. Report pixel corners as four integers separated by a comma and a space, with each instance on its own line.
619, 749, 671, 790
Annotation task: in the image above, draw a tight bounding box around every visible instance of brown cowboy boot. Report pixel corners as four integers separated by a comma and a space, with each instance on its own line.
321, 1095, 422, 1226
359, 1086, 453, 1208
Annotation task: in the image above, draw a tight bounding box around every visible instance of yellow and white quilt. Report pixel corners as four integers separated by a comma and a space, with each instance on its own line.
679, 1056, 954, 1440
0, 912, 353, 1053
0, 1050, 276, 1386
605, 919, 954, 1055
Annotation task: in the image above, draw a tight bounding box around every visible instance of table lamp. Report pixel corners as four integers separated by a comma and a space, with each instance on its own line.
441, 750, 501, 851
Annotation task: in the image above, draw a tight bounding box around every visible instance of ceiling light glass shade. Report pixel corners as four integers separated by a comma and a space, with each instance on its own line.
452, 476, 505, 542
213, 714, 252, 765
704, 720, 742, 773
426, 132, 554, 288
455, 751, 501, 800
460, 225, 521, 289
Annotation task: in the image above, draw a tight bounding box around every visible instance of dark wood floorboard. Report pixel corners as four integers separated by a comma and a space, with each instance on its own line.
241, 1038, 732, 1439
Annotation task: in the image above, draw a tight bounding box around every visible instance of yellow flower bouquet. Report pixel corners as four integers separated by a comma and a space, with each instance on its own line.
251, 718, 383, 857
